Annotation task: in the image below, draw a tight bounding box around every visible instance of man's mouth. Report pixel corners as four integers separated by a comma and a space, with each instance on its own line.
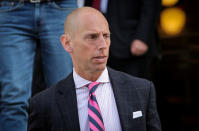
93, 56, 107, 63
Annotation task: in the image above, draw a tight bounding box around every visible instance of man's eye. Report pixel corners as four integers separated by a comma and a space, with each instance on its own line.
103, 34, 110, 39
89, 34, 98, 39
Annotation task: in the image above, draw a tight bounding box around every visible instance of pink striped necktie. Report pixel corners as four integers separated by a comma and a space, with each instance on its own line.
88, 82, 105, 131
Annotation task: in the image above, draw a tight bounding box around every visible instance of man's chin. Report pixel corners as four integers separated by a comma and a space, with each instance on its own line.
95, 64, 106, 72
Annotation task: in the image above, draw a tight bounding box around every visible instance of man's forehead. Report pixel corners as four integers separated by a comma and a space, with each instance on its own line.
77, 22, 110, 35
65, 7, 109, 36
75, 16, 109, 32
78, 13, 106, 23
83, 30, 110, 34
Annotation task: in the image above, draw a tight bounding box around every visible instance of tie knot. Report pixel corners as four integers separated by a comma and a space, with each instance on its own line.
88, 82, 100, 94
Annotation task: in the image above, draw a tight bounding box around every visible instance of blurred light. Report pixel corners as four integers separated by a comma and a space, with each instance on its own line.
162, 0, 179, 7
160, 7, 186, 36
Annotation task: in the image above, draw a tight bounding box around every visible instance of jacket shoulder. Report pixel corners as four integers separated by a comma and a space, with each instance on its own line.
108, 67, 152, 88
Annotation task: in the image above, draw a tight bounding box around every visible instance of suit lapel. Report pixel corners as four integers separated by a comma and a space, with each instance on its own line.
54, 68, 142, 130
55, 73, 80, 131
108, 68, 142, 130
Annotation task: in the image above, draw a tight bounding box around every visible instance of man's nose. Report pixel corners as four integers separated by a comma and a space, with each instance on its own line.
98, 35, 108, 49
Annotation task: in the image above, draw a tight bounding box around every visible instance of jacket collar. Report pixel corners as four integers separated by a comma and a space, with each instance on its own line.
55, 73, 80, 131
55, 67, 141, 130
108, 67, 141, 130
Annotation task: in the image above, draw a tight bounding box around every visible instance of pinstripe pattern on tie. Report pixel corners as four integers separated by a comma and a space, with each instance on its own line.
88, 82, 105, 131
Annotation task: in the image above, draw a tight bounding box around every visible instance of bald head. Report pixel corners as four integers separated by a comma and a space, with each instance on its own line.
64, 7, 108, 37
60, 7, 111, 81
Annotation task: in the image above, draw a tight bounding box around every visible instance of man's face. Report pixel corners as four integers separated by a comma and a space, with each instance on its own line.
71, 12, 110, 74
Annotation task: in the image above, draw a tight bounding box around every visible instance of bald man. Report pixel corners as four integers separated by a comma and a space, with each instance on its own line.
28, 7, 161, 131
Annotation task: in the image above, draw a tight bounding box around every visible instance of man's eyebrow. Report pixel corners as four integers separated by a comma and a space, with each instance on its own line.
104, 32, 111, 35
85, 31, 99, 34
84, 31, 110, 36
84, 32, 99, 36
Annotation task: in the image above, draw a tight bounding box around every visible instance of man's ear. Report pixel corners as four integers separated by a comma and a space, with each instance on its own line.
60, 34, 73, 53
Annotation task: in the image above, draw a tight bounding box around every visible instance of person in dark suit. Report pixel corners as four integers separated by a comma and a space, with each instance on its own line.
28, 7, 161, 131
105, 0, 161, 79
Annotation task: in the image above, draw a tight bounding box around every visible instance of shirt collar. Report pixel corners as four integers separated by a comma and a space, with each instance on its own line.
73, 67, 110, 89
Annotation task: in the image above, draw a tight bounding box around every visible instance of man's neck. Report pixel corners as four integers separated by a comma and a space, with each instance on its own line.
74, 68, 104, 82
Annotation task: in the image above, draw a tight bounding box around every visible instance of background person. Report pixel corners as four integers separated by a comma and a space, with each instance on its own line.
106, 0, 161, 79
0, 0, 77, 131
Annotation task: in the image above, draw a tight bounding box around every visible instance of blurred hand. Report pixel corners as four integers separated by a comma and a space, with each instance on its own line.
130, 39, 148, 56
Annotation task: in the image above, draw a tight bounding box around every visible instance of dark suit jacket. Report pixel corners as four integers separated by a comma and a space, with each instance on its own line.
28, 68, 161, 131
105, 0, 161, 58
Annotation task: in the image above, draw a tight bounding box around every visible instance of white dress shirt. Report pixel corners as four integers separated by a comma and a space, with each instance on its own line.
73, 67, 122, 131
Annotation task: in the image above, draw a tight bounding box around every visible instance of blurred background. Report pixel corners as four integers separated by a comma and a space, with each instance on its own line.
31, 0, 199, 130
153, 0, 199, 130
